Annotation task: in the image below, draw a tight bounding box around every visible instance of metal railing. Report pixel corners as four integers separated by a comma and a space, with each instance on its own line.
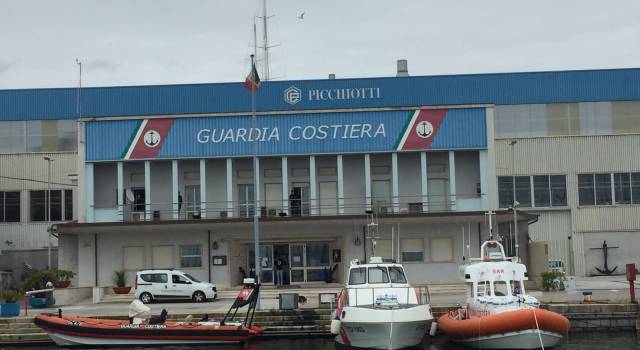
91, 192, 486, 223
344, 286, 431, 308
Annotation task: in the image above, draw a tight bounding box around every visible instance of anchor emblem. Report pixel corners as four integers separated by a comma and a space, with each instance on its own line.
415, 121, 434, 139
143, 130, 161, 148
591, 240, 619, 275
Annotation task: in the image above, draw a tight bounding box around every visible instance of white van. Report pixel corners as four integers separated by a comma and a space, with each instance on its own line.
134, 269, 217, 304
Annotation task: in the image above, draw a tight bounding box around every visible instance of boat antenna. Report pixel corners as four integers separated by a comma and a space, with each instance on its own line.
485, 210, 495, 240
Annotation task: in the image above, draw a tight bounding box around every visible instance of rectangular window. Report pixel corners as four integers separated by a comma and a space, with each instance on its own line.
1, 192, 21, 223
123, 246, 145, 270
614, 173, 631, 204
401, 239, 424, 262
30, 190, 47, 221
180, 245, 202, 268
578, 174, 595, 206
430, 238, 453, 262
533, 175, 550, 207
306, 243, 330, 267
595, 173, 612, 205
348, 267, 366, 285
515, 176, 531, 207
498, 177, 513, 208
49, 190, 62, 221
632, 173, 640, 204
64, 190, 73, 220
550, 175, 567, 206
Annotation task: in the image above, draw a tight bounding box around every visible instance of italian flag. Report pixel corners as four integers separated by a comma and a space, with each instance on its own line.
244, 62, 261, 92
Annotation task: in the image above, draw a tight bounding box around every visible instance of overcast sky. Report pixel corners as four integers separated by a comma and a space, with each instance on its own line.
1, 0, 639, 89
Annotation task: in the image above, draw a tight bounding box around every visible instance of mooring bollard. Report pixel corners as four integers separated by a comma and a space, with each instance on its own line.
627, 263, 637, 303
582, 290, 593, 302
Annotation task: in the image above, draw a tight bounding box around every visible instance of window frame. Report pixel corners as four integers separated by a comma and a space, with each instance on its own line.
0, 191, 21, 223
499, 174, 567, 208
179, 244, 203, 268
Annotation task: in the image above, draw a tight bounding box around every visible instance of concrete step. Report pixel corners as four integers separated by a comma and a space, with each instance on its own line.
0, 322, 40, 330
0, 333, 50, 343
0, 327, 44, 335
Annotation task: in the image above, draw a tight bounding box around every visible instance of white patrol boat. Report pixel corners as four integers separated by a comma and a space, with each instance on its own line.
331, 257, 433, 349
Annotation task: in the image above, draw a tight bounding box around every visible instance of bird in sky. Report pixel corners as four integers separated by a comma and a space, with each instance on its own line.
298, 12, 305, 19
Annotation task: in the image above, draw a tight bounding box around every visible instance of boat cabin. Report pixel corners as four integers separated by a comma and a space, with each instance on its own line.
343, 257, 422, 307
463, 241, 528, 301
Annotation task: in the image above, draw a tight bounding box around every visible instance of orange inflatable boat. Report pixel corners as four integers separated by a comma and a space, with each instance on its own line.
438, 306, 570, 349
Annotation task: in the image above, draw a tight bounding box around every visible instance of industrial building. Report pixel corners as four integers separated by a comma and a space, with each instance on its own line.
1, 64, 639, 288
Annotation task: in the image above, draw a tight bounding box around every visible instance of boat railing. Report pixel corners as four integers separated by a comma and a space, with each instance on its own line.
344, 286, 429, 308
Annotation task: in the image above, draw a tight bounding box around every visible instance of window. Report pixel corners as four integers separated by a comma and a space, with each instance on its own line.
172, 274, 189, 284
306, 243, 329, 267
180, 245, 202, 268
493, 281, 509, 296
533, 176, 550, 207
515, 176, 531, 207
401, 239, 424, 262
550, 175, 567, 206
595, 174, 612, 205
430, 238, 453, 262
123, 246, 145, 270
29, 190, 73, 221
388, 266, 407, 283
578, 174, 595, 205
498, 177, 514, 208
532, 175, 567, 207
348, 267, 366, 285
132, 188, 145, 212
614, 173, 631, 204
0, 191, 20, 223
368, 266, 389, 284
632, 173, 640, 204
140, 273, 168, 283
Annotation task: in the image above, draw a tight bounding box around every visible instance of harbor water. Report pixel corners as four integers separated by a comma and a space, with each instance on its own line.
3, 333, 639, 350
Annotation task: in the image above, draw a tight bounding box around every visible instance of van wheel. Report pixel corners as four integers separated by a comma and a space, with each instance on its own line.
140, 292, 153, 304
192, 291, 206, 303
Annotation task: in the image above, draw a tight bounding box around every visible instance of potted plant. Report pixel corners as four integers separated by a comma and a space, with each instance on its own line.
53, 269, 75, 288
112, 270, 131, 294
1, 289, 22, 317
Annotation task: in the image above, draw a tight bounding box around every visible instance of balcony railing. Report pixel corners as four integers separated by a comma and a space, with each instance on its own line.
91, 193, 486, 223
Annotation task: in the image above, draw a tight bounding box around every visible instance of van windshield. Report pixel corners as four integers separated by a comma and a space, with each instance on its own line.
184, 273, 201, 283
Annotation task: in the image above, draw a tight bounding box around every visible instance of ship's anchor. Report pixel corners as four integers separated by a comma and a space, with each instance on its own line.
591, 240, 619, 275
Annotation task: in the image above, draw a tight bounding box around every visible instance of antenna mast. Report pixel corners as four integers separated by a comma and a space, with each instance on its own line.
262, 0, 270, 80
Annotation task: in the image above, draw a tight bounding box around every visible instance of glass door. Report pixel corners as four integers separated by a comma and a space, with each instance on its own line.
289, 244, 306, 284
249, 244, 274, 284
184, 185, 200, 219
291, 183, 310, 216
238, 184, 255, 218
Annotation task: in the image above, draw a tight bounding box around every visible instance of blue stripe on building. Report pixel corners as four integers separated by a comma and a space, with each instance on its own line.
2, 68, 640, 121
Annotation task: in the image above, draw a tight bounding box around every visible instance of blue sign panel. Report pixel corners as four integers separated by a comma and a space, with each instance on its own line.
85, 108, 486, 161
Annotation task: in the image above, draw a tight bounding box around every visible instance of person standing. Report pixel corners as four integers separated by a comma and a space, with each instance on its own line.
275, 256, 284, 286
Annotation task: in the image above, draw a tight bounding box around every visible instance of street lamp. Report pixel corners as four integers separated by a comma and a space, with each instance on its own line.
508, 140, 519, 260
43, 156, 55, 269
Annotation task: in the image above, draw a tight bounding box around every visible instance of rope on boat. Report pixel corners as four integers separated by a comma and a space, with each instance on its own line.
530, 308, 545, 350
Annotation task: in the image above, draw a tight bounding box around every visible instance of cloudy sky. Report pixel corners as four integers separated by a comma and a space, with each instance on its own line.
1, 0, 639, 89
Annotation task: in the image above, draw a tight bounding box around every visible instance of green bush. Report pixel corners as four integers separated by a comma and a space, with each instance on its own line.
541, 271, 566, 291
1, 289, 23, 303
113, 270, 127, 287
22, 269, 57, 291
54, 269, 75, 281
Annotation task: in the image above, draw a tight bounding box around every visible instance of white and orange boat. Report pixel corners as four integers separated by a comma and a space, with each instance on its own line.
438, 240, 570, 349
35, 279, 263, 346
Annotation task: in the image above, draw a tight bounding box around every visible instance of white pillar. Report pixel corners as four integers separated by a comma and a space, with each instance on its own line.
364, 154, 371, 211
420, 152, 428, 212
309, 155, 318, 215
85, 163, 94, 223
281, 156, 289, 215
226, 158, 233, 217
337, 154, 345, 215
200, 159, 207, 219
448, 151, 456, 211
144, 161, 151, 220
391, 152, 399, 214
117, 162, 124, 221
172, 160, 179, 219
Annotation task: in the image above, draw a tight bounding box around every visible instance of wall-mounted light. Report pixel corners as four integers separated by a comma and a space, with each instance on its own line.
354, 236, 361, 246
212, 241, 219, 250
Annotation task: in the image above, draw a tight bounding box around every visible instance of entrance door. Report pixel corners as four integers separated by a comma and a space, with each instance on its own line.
264, 183, 283, 217
289, 244, 306, 284
238, 184, 255, 218
319, 181, 337, 216
249, 245, 274, 284
428, 178, 449, 211
372, 180, 391, 214
291, 183, 310, 216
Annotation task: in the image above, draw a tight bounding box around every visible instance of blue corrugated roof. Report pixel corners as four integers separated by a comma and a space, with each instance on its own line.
1, 68, 639, 121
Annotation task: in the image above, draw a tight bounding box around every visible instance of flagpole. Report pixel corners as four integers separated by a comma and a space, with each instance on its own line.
250, 54, 261, 309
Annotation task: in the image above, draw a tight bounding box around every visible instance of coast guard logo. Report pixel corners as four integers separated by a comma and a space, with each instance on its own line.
415, 121, 434, 139
284, 86, 301, 105
143, 130, 161, 148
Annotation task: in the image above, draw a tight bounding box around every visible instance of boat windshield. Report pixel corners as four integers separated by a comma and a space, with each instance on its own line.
348, 267, 366, 285
368, 266, 390, 284
184, 273, 201, 283
493, 281, 509, 296
388, 266, 407, 283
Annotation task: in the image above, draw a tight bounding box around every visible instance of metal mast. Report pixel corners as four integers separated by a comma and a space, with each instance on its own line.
262, 0, 269, 80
